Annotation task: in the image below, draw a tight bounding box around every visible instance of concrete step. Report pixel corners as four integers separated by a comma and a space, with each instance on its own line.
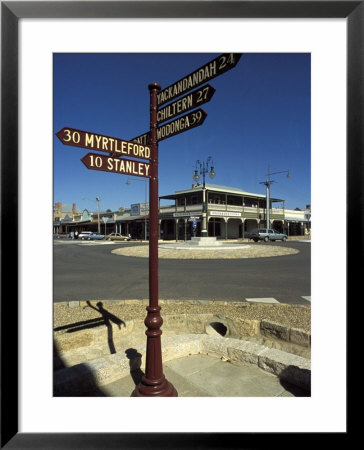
54, 334, 310, 397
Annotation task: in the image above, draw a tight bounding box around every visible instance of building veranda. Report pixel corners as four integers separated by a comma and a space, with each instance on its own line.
159, 184, 310, 240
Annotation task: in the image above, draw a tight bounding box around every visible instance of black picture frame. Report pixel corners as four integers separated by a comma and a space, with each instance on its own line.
1, 1, 357, 448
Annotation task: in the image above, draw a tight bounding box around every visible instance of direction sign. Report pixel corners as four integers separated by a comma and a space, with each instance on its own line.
157, 85, 215, 124
132, 109, 207, 144
157, 108, 207, 141
81, 153, 151, 178
56, 127, 151, 161
157, 53, 242, 107
131, 131, 150, 145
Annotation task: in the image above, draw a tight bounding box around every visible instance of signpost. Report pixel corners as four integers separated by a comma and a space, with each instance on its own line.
131, 109, 207, 145
56, 127, 151, 160
131, 82, 177, 397
157, 108, 207, 142
102, 216, 109, 236
56, 52, 242, 397
157, 53, 242, 106
157, 84, 215, 124
81, 153, 151, 178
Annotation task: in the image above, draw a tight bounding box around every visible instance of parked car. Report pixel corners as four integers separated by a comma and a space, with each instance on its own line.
88, 232, 105, 240
78, 231, 94, 240
106, 232, 131, 241
54, 233, 71, 239
248, 228, 288, 242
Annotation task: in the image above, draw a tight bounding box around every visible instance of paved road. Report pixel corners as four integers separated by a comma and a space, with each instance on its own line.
53, 240, 310, 305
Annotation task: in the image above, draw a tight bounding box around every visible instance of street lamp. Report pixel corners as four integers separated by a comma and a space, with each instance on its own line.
259, 165, 290, 229
126, 178, 148, 240
96, 196, 101, 233
193, 156, 215, 188
193, 157, 216, 237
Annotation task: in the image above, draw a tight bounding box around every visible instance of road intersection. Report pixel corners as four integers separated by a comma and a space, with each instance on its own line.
53, 240, 310, 305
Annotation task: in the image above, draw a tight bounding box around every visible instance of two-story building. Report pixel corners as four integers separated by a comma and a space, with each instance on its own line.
159, 183, 287, 240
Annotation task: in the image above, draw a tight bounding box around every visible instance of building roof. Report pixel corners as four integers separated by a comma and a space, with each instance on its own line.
160, 183, 284, 202
113, 212, 149, 222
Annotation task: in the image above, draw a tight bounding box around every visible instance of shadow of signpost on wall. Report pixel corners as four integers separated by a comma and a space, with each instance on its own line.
53, 303, 131, 396
86, 301, 126, 354
125, 348, 144, 385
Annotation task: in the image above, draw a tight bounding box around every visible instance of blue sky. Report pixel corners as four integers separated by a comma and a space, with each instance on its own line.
54, 53, 310, 213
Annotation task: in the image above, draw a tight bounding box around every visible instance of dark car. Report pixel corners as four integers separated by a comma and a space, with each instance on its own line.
54, 233, 71, 239
88, 232, 105, 240
248, 228, 288, 242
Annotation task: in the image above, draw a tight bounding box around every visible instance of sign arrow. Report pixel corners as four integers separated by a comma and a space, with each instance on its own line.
157, 84, 215, 124
81, 153, 151, 178
56, 127, 151, 161
157, 53, 242, 106
131, 108, 208, 144
157, 108, 207, 141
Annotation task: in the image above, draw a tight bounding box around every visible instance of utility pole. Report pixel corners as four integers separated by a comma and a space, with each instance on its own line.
259, 165, 290, 229
96, 196, 101, 233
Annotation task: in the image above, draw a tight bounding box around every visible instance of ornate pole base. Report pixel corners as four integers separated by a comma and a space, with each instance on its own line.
130, 305, 178, 397
132, 376, 178, 397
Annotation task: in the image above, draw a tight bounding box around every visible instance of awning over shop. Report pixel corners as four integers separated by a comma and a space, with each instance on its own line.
115, 215, 149, 222
285, 217, 310, 222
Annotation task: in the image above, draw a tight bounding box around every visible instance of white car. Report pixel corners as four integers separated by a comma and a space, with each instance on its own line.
78, 231, 94, 240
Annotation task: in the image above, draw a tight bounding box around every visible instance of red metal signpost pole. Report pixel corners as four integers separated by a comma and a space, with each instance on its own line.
132, 82, 177, 397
